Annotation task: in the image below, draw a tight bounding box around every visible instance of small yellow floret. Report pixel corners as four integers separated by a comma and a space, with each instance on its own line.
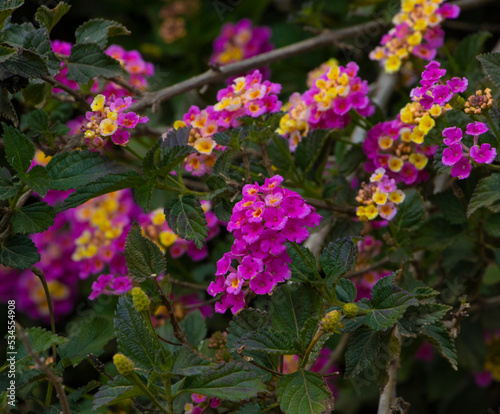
91, 94, 106, 112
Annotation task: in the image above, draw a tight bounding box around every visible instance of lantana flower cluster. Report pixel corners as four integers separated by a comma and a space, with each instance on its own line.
441, 122, 497, 180
356, 168, 406, 221
210, 18, 272, 67
139, 201, 220, 262
369, 0, 460, 73
184, 395, 221, 414
363, 120, 437, 185
398, 60, 467, 144
277, 61, 374, 151
82, 94, 149, 148
207, 175, 321, 314
176, 70, 282, 176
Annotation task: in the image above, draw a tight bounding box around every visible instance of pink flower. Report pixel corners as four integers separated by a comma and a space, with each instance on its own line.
117, 112, 140, 128
442, 127, 463, 145
442, 143, 463, 166
111, 276, 132, 294
446, 77, 468, 93
432, 85, 453, 106
249, 272, 274, 294
450, 156, 471, 179
470, 143, 497, 164
466, 122, 488, 136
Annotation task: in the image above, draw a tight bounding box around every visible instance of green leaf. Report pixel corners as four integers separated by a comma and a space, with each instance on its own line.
336, 278, 357, 303
93, 376, 141, 410
0, 235, 40, 269
295, 129, 330, 175
373, 330, 400, 388
0, 175, 20, 200
23, 28, 60, 76
398, 304, 451, 337
0, 45, 16, 62
67, 43, 123, 84
455, 32, 491, 73
21, 82, 51, 108
181, 361, 266, 402
169, 345, 213, 376
205, 175, 229, 199
421, 322, 457, 370
11, 202, 55, 234
2, 49, 49, 79
277, 369, 333, 414
338, 146, 364, 175
114, 295, 161, 370
23, 165, 50, 197
133, 180, 154, 212
179, 309, 207, 347
268, 135, 292, 176
412, 286, 439, 300
75, 18, 130, 48
344, 327, 380, 378
320, 237, 357, 284
35, 2, 71, 33
213, 150, 234, 175
0, 87, 18, 125
164, 195, 207, 249
393, 189, 425, 231
468, 174, 500, 217
477, 53, 500, 88
15, 327, 67, 363
46, 150, 124, 191
124, 223, 165, 282
0, 22, 33, 48
58, 315, 113, 367
2, 123, 35, 175
59, 170, 145, 211
23, 109, 49, 134
0, 0, 24, 31
287, 243, 318, 283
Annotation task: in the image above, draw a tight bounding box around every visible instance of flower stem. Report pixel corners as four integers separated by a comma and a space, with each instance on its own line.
123, 145, 144, 160
484, 110, 500, 144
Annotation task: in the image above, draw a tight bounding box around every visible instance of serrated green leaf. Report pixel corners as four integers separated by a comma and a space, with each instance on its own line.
336, 278, 357, 303
164, 195, 207, 249
35, 2, 71, 33
412, 286, 439, 300
75, 18, 130, 48
67, 43, 123, 84
2, 49, 49, 79
0, 87, 18, 125
181, 361, 266, 402
421, 322, 457, 370
455, 32, 491, 73
23, 109, 49, 134
468, 174, 500, 217
0, 0, 24, 31
92, 376, 141, 410
59, 170, 145, 211
212, 131, 231, 146
268, 135, 292, 176
169, 345, 213, 376
287, 242, 318, 283
344, 327, 380, 378
11, 202, 55, 234
206, 175, 229, 199
295, 129, 330, 175
0, 235, 40, 269
124, 223, 165, 282
114, 295, 161, 370
133, 181, 154, 212
398, 303, 451, 337
23, 28, 60, 76
179, 309, 207, 347
58, 315, 113, 367
213, 150, 234, 175
0, 45, 15, 63
21, 82, 50, 108
320, 237, 357, 284
0, 22, 33, 47
15, 327, 67, 363
23, 165, 50, 197
2, 123, 35, 174
277, 369, 333, 414
338, 146, 364, 175
477, 53, 500, 88
394, 189, 425, 231
0, 175, 20, 200
373, 330, 400, 388
160, 145, 196, 175
46, 150, 124, 191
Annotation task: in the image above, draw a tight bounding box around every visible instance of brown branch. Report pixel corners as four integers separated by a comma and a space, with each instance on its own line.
347, 258, 390, 279
168, 275, 208, 291
303, 197, 357, 215
259, 143, 275, 177
41, 76, 91, 111
16, 322, 70, 414
109, 76, 144, 97
157, 334, 182, 346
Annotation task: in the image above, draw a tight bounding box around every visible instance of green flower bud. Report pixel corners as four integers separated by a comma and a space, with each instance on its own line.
343, 303, 359, 318
113, 353, 135, 375
320, 310, 343, 332
131, 287, 150, 312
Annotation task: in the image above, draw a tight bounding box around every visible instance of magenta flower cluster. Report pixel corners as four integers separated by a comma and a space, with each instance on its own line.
207, 175, 321, 314
441, 122, 497, 179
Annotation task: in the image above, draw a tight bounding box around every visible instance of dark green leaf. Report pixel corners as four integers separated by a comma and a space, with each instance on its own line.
0, 0, 24, 31
75, 19, 130, 48
344, 327, 380, 378
277, 370, 333, 414
0, 22, 33, 48
336, 278, 357, 303
0, 45, 16, 62
206, 175, 229, 199
0, 87, 18, 125
455, 32, 491, 73
23, 109, 49, 134
295, 129, 329, 174
133, 181, 154, 212
164, 195, 207, 249
412, 286, 439, 300
93, 376, 141, 410
159, 145, 196, 176
2, 49, 49, 79
114, 295, 162, 370
15, 327, 67, 363
23, 28, 60, 76
338, 146, 364, 175
477, 53, 500, 88
59, 170, 145, 211
11, 202, 55, 234
213, 150, 234, 175
287, 242, 318, 284
169, 346, 213, 376
161, 126, 191, 147
58, 315, 113, 367
181, 361, 266, 402
212, 131, 231, 146
421, 322, 457, 370
2, 123, 35, 174
398, 304, 451, 337
393, 189, 425, 231
320, 237, 357, 284
0, 175, 20, 200
46, 150, 124, 191
67, 43, 123, 84
23, 165, 50, 197
179, 310, 207, 347
468, 174, 500, 217
124, 223, 165, 282
268, 135, 292, 176
35, 2, 71, 33
0, 235, 40, 269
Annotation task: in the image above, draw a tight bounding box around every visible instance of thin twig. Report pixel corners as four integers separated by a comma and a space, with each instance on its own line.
157, 334, 182, 346
41, 76, 91, 111
16, 323, 70, 414
87, 353, 114, 380
303, 197, 357, 215
237, 346, 283, 377
259, 143, 275, 177
168, 276, 208, 291
347, 258, 390, 279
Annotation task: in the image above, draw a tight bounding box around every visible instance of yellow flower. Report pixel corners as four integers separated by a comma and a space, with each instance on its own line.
372, 191, 388, 205
389, 190, 406, 204
411, 127, 425, 144
400, 107, 414, 124
378, 135, 394, 150
429, 104, 442, 117
194, 137, 216, 155
388, 156, 404, 173
418, 115, 435, 134
174, 120, 186, 129
365, 205, 379, 220
151, 209, 165, 226
408, 32, 422, 46
409, 153, 428, 170
385, 55, 401, 73
400, 127, 412, 143
91, 94, 106, 112
327, 66, 340, 80
99, 118, 117, 136
402, 0, 415, 12
159, 231, 177, 247
414, 18, 427, 31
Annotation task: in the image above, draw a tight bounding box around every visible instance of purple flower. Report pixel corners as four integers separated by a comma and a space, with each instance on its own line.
446, 77, 468, 94
451, 156, 471, 179
117, 112, 139, 128
208, 275, 226, 296
225, 272, 244, 295
466, 122, 489, 136
238, 256, 264, 279
442, 127, 463, 146
422, 61, 446, 82
432, 85, 453, 106
442, 143, 463, 166
111, 276, 132, 294
249, 272, 274, 294
470, 143, 497, 164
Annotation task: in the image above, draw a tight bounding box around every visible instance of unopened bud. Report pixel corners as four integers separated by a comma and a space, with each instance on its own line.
320, 310, 343, 332
131, 287, 150, 312
113, 353, 135, 375
343, 303, 359, 318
